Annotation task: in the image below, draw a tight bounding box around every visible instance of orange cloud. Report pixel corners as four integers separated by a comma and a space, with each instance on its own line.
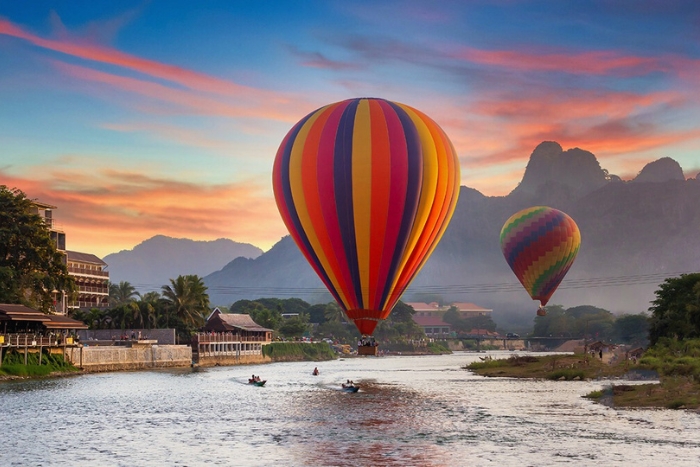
1, 168, 286, 258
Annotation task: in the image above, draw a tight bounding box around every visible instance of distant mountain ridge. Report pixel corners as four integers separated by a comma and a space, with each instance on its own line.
201, 141, 700, 328
104, 235, 262, 291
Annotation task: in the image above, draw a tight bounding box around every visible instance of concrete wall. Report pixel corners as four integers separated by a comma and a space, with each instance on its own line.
65, 345, 191, 372
77, 329, 176, 345
196, 354, 271, 367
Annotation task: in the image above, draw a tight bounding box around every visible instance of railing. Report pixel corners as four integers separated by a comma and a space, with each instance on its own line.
67, 267, 109, 277
0, 333, 77, 347
194, 332, 270, 344
76, 286, 109, 294
71, 301, 109, 309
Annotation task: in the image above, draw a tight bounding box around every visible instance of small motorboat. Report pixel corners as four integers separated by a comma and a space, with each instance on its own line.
248, 378, 266, 386
341, 384, 359, 393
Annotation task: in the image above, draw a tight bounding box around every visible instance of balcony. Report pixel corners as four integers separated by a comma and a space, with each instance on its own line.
67, 266, 109, 277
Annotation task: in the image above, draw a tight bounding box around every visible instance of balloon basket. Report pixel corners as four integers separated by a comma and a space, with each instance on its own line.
536, 307, 547, 317
357, 345, 378, 356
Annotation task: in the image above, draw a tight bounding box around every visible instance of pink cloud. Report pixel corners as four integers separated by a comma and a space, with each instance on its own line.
453, 46, 664, 76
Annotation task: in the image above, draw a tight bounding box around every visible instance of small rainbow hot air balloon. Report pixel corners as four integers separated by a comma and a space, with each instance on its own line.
273, 98, 460, 335
499, 206, 581, 316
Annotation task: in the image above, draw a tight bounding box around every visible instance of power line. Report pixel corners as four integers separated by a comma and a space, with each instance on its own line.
122, 270, 697, 296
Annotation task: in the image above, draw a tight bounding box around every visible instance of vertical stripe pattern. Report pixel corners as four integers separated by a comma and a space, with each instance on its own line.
273, 98, 460, 335
499, 206, 581, 307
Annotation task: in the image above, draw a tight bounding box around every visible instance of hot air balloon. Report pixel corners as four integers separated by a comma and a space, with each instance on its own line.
273, 98, 460, 337
499, 206, 581, 316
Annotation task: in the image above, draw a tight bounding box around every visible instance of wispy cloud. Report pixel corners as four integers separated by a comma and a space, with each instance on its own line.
0, 17, 316, 121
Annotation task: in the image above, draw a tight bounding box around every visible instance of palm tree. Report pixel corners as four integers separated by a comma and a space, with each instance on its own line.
161, 275, 210, 329
109, 281, 141, 307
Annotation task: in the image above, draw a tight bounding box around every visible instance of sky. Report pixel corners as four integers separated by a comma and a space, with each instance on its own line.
1, 0, 699, 258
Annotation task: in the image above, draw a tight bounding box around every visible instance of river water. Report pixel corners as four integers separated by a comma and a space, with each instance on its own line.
2, 351, 699, 467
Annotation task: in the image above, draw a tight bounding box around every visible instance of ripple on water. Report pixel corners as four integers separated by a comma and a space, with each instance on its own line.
2, 353, 700, 466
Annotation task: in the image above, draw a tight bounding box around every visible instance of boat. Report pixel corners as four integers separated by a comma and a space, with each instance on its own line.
248, 379, 266, 386
342, 384, 359, 393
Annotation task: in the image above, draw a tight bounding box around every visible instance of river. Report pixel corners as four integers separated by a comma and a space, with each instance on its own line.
2, 351, 699, 467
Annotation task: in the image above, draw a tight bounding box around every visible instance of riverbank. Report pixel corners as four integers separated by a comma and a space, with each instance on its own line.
262, 342, 336, 362
466, 352, 700, 411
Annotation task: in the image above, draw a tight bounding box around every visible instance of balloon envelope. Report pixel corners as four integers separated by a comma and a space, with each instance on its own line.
273, 98, 460, 335
500, 206, 581, 307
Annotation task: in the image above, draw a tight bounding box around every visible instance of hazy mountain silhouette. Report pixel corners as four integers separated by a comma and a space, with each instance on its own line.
104, 235, 262, 292
202, 142, 700, 328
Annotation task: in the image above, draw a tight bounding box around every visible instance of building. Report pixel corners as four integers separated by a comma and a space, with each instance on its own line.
0, 303, 88, 335
407, 301, 493, 336
66, 251, 110, 311
412, 315, 451, 337
31, 201, 110, 314
201, 308, 273, 341
192, 308, 273, 366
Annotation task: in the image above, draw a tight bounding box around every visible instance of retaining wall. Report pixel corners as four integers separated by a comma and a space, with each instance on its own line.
65, 345, 191, 372
196, 354, 271, 367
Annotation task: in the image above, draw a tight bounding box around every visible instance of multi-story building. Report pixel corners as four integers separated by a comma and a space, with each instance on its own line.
31, 201, 110, 314
407, 302, 493, 337
66, 251, 110, 311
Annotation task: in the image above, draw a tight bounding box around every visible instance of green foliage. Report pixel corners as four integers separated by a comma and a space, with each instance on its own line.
612, 314, 649, 346
426, 341, 450, 354
278, 313, 310, 338
584, 390, 604, 399
648, 273, 700, 345
109, 281, 141, 306
374, 301, 425, 341
0, 349, 78, 377
261, 342, 335, 361
638, 338, 700, 380
314, 320, 358, 343
0, 186, 75, 311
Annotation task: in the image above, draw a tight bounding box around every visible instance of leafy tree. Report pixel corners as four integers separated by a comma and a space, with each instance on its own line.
0, 186, 75, 311
534, 305, 614, 339
278, 313, 310, 338
612, 314, 649, 346
230, 300, 282, 330
648, 273, 700, 345
109, 281, 140, 307
374, 301, 425, 341
306, 303, 329, 324
161, 275, 210, 330
314, 320, 358, 343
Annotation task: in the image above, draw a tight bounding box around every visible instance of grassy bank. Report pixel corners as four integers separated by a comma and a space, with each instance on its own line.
381, 340, 451, 355
466, 341, 700, 411
582, 339, 700, 410
1, 349, 80, 379
262, 342, 336, 362
466, 354, 625, 380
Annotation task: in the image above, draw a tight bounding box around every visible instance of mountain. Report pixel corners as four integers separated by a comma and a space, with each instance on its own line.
202, 142, 700, 327
104, 235, 263, 292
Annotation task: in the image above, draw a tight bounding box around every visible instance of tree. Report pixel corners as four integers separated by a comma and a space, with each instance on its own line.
278, 313, 310, 338
161, 275, 210, 330
109, 281, 141, 307
0, 186, 75, 311
612, 314, 649, 346
648, 273, 700, 345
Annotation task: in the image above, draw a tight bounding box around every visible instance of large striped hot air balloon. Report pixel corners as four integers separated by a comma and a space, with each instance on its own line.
499, 206, 581, 316
273, 98, 460, 336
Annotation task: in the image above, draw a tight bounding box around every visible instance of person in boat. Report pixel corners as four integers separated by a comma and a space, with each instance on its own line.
313, 367, 319, 375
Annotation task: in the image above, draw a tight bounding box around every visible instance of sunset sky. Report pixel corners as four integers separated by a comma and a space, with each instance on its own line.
2, 1, 699, 258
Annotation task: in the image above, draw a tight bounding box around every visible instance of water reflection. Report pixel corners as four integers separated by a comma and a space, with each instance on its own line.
1, 352, 700, 467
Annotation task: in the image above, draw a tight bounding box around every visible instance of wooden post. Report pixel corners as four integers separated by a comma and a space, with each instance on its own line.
39, 345, 42, 365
